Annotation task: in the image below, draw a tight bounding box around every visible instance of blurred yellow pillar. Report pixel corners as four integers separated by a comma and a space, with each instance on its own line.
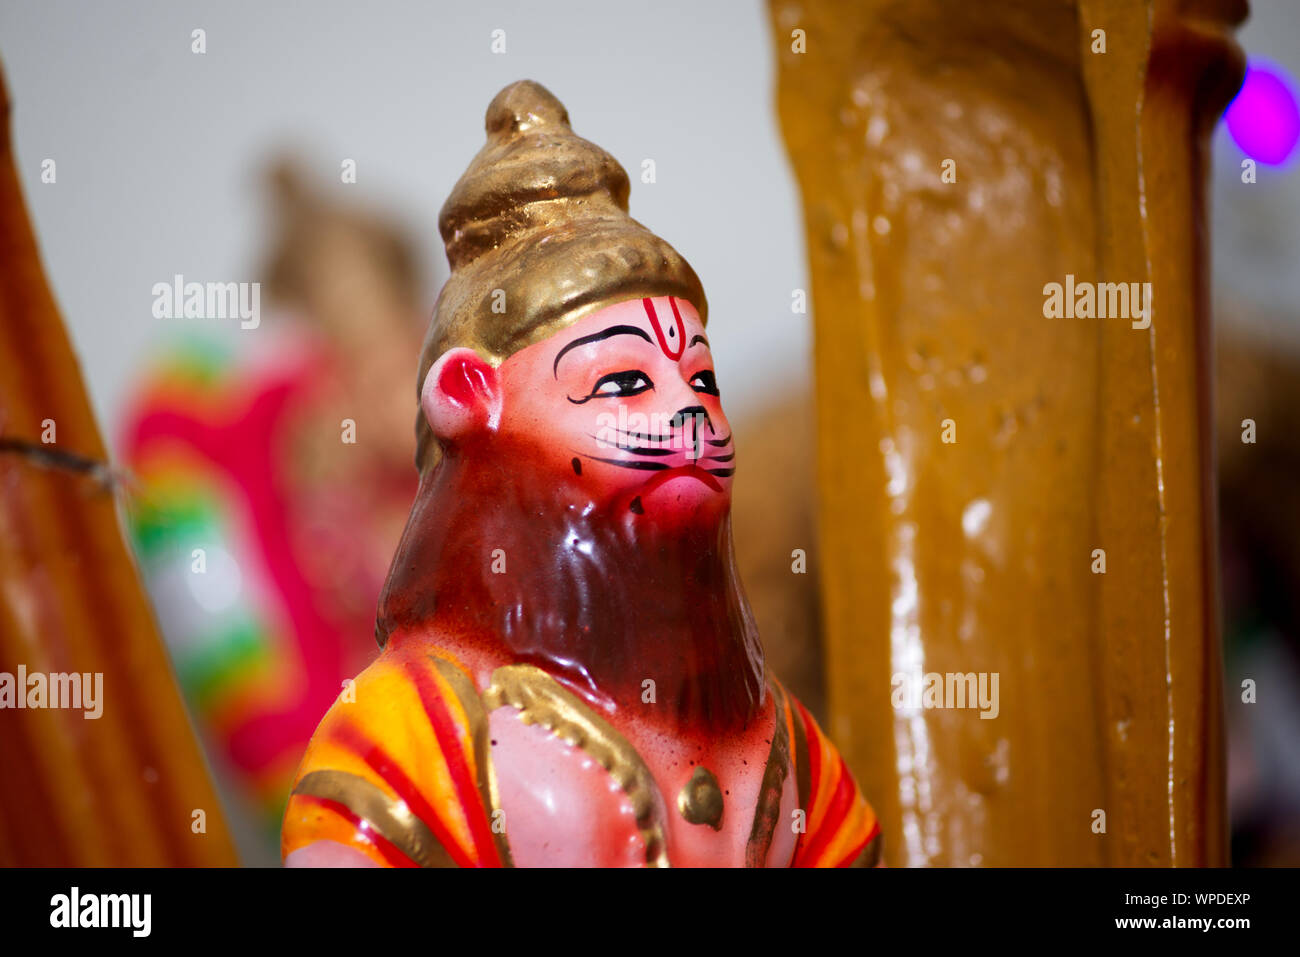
769, 0, 1242, 866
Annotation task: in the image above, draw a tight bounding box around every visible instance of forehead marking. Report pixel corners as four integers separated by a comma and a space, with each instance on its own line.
643, 297, 686, 361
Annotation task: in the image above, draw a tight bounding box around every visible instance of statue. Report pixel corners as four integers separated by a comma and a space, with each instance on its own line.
280, 80, 881, 867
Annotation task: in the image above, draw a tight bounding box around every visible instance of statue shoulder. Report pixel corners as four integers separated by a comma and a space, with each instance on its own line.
769, 677, 884, 868
281, 646, 511, 867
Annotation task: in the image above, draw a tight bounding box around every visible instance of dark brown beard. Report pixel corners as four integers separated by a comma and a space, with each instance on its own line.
376, 434, 765, 732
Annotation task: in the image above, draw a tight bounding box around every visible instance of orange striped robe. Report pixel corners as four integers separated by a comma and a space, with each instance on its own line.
281, 646, 881, 867
785, 691, 883, 867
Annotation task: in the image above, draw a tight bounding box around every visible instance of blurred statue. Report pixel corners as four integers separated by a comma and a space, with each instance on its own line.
120, 159, 426, 837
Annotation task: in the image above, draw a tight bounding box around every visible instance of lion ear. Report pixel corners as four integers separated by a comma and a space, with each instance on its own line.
422, 348, 501, 442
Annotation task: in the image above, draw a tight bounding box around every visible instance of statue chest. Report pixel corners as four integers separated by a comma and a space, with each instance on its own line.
485, 689, 798, 868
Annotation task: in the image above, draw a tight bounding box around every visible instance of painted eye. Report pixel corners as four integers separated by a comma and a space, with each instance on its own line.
689, 370, 719, 396
592, 370, 653, 397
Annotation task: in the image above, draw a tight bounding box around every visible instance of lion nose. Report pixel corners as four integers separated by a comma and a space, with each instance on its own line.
669, 405, 710, 431
669, 405, 712, 459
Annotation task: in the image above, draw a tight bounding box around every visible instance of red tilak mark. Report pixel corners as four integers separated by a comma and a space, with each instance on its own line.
643, 297, 685, 361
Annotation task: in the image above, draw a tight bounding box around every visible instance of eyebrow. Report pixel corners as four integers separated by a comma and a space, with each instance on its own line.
689, 334, 709, 348
552, 324, 653, 376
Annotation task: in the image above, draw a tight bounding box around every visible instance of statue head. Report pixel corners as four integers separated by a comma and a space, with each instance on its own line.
378, 81, 762, 730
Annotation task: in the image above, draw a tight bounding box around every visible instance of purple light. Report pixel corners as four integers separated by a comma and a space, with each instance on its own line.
1225, 62, 1300, 166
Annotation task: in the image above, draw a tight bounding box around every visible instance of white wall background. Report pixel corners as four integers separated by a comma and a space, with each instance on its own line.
0, 0, 810, 436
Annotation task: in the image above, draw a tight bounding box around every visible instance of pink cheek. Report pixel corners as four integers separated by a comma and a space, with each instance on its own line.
699, 394, 728, 421
625, 392, 665, 415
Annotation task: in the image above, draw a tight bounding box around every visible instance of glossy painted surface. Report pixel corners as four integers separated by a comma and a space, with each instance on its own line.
381, 294, 762, 731
284, 80, 880, 867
